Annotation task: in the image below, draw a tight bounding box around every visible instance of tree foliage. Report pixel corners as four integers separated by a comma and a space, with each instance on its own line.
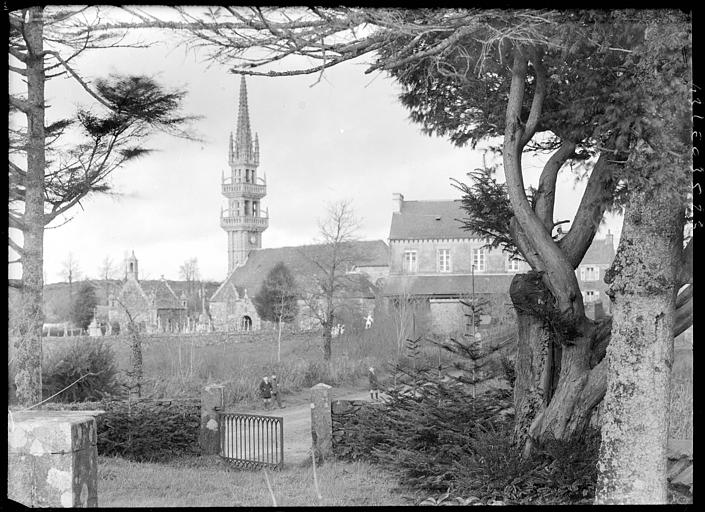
8, 6, 194, 406
253, 262, 299, 324
70, 282, 98, 331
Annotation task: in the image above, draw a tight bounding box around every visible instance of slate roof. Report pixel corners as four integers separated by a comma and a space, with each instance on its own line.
581, 237, 615, 265
136, 279, 185, 309
211, 240, 389, 302
389, 200, 479, 240
382, 274, 514, 297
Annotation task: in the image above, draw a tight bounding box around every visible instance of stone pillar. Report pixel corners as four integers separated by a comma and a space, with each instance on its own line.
200, 384, 224, 455
8, 410, 102, 507
310, 383, 333, 462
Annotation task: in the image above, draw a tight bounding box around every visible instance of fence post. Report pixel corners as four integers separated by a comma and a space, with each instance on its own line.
310, 383, 333, 462
200, 384, 224, 455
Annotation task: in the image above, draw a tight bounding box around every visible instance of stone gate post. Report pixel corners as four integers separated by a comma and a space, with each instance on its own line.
200, 384, 224, 455
310, 383, 333, 462
8, 410, 102, 507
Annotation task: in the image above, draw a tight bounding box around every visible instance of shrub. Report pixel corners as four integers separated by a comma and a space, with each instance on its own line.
331, 333, 600, 505
43, 398, 200, 462
42, 338, 121, 402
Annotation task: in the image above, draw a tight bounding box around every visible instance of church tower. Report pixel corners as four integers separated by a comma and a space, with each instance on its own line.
221, 76, 268, 273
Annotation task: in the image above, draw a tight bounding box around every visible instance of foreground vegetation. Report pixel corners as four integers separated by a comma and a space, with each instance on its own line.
32, 308, 463, 407
98, 455, 411, 507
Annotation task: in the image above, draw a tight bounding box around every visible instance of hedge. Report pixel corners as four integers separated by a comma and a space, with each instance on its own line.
43, 398, 200, 462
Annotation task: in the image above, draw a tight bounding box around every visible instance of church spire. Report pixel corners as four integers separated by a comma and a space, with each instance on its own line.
234, 75, 254, 163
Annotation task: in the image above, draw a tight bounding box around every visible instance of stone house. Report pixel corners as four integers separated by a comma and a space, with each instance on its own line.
209, 240, 390, 332
107, 252, 188, 334
575, 232, 616, 319
382, 194, 529, 336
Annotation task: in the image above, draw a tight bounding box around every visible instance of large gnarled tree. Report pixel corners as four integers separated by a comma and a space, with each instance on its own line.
81, 7, 693, 502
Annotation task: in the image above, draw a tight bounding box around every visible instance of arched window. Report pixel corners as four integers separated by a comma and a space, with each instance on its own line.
241, 315, 252, 331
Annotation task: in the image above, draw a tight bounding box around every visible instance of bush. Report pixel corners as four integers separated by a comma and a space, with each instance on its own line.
331, 339, 600, 505
42, 338, 121, 402
43, 398, 200, 462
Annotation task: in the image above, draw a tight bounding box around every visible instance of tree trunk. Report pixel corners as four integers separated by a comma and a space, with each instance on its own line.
277, 318, 283, 364
595, 190, 683, 504
14, 7, 46, 407
510, 273, 561, 448
128, 324, 143, 399
322, 324, 332, 361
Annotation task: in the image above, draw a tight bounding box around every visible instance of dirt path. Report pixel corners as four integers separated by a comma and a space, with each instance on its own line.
235, 386, 384, 467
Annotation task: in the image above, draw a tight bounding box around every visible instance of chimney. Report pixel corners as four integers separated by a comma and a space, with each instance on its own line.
392, 192, 404, 213
606, 229, 614, 250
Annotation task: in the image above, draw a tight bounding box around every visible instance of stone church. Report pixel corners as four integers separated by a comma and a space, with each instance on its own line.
105, 251, 189, 334
209, 77, 389, 332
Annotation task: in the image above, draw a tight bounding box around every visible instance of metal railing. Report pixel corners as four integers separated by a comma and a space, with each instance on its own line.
218, 412, 284, 469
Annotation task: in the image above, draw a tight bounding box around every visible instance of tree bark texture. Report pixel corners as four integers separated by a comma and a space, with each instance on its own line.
14, 7, 46, 407
510, 273, 559, 449
595, 189, 683, 504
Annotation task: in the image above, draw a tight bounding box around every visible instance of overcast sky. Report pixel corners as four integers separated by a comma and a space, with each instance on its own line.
9, 7, 622, 284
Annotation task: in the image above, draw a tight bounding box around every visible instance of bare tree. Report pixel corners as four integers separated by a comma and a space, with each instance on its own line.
299, 200, 362, 361
179, 257, 201, 317
8, 6, 194, 406
60, 252, 82, 302
98, 255, 118, 305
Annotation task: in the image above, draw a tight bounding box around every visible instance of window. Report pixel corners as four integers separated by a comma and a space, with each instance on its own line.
472, 248, 486, 272
507, 257, 521, 272
403, 250, 418, 273
580, 266, 600, 282
583, 290, 599, 303
437, 249, 451, 273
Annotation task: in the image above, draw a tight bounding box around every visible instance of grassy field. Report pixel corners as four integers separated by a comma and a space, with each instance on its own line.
97, 455, 413, 507
38, 315, 461, 407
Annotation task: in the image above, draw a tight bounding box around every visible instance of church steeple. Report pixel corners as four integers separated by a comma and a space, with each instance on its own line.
233, 75, 254, 164
220, 76, 269, 275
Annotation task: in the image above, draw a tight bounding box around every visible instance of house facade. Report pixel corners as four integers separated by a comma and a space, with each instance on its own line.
382, 193, 616, 335
382, 194, 529, 336
575, 232, 616, 319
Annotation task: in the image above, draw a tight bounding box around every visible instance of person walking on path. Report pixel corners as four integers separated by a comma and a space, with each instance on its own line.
368, 367, 379, 401
271, 374, 285, 408
259, 376, 273, 410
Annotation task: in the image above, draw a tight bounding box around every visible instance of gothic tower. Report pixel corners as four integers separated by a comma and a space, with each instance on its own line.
221, 76, 268, 273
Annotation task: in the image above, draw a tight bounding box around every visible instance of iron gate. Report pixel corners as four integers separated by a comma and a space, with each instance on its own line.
218, 412, 284, 469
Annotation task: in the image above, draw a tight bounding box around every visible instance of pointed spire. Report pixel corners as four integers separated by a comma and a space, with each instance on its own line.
234, 75, 254, 163
254, 133, 260, 166
228, 132, 234, 165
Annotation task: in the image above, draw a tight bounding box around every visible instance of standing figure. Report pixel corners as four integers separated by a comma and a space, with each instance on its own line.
271, 374, 285, 408
368, 367, 379, 401
259, 376, 273, 410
